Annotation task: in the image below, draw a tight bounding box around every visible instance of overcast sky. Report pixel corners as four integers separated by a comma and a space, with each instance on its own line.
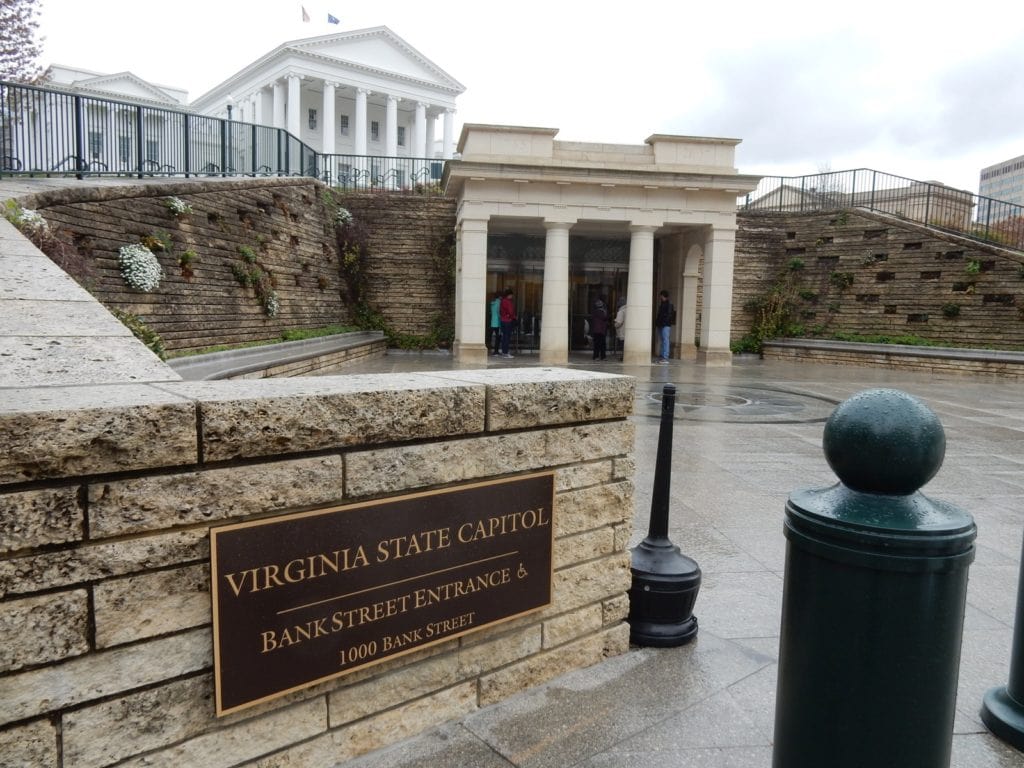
36, 0, 1024, 193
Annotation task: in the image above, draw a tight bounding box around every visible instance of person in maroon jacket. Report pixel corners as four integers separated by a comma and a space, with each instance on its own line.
499, 288, 516, 358
590, 297, 609, 360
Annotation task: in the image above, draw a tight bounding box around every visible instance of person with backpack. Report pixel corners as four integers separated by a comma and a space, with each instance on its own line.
654, 289, 674, 363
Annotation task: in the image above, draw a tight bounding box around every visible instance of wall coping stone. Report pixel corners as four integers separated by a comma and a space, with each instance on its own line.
765, 338, 1024, 366
166, 331, 386, 380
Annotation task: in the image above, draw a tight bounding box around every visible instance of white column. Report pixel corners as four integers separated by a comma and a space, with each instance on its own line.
322, 81, 336, 156
698, 226, 737, 366
286, 75, 302, 137
414, 102, 428, 157
623, 225, 657, 366
354, 88, 369, 155
425, 113, 436, 158
442, 109, 455, 158
454, 217, 489, 365
540, 221, 572, 365
385, 95, 398, 156
250, 91, 262, 126
272, 81, 285, 129
679, 243, 702, 360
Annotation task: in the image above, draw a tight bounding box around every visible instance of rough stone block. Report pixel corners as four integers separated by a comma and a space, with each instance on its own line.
612, 455, 635, 482
614, 522, 633, 552
0, 529, 207, 598
112, 697, 327, 768
0, 385, 197, 484
0, 718, 58, 767
554, 528, 615, 570
545, 553, 632, 619
427, 368, 634, 430
62, 675, 213, 768
0, 487, 83, 555
238, 733, 338, 768
345, 422, 632, 498
603, 594, 630, 626
0, 627, 210, 726
456, 624, 543, 678
478, 624, 629, 706
329, 682, 477, 763
88, 455, 344, 538
158, 375, 485, 462
94, 563, 210, 648
543, 604, 604, 649
555, 461, 613, 492
328, 655, 459, 727
554, 481, 634, 537
0, 590, 89, 672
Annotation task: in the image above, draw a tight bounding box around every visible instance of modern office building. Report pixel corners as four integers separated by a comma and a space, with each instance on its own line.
979, 153, 1024, 222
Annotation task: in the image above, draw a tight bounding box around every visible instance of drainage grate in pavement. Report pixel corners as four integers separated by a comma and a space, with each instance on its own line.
636, 383, 839, 424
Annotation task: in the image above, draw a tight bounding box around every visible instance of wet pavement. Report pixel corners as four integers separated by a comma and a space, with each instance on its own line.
326, 349, 1024, 767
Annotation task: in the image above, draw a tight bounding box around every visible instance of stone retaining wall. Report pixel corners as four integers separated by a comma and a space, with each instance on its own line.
734, 209, 1024, 348
0, 368, 635, 767
763, 339, 1024, 379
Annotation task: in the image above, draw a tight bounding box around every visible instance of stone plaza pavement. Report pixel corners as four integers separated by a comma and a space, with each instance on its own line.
323, 351, 1024, 767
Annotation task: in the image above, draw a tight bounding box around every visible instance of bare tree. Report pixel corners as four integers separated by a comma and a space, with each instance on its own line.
0, 0, 44, 83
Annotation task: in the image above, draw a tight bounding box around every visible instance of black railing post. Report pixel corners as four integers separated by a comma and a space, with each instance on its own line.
925, 184, 932, 226
626, 384, 702, 647
220, 118, 228, 178
870, 170, 877, 211
73, 95, 85, 179
135, 105, 144, 179
183, 114, 191, 177
251, 124, 258, 176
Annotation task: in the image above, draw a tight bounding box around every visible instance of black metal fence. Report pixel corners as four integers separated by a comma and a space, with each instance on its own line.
0, 80, 445, 194
742, 168, 1024, 252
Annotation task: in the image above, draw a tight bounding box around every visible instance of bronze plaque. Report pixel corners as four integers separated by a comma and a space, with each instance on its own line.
210, 472, 554, 715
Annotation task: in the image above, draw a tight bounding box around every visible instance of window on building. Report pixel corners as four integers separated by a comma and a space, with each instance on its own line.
397, 126, 406, 147
118, 136, 131, 163
339, 115, 349, 136
371, 120, 380, 142
88, 131, 103, 160
308, 109, 317, 130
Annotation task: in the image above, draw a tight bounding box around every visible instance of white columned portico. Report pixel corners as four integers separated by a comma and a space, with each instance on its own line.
251, 91, 263, 126
442, 110, 455, 158
355, 88, 369, 155
286, 75, 301, 137
414, 102, 428, 157
623, 225, 657, 366
540, 221, 573, 365
679, 243, 702, 360
322, 81, 336, 156
272, 81, 285, 129
385, 96, 398, 157
454, 217, 490, 364
425, 114, 436, 158
698, 227, 737, 366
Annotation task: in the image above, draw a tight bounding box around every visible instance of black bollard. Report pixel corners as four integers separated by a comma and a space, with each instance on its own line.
980, 531, 1024, 750
627, 384, 701, 646
773, 388, 976, 768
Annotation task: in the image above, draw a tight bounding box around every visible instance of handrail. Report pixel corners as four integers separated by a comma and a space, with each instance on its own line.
741, 168, 1024, 252
0, 79, 448, 195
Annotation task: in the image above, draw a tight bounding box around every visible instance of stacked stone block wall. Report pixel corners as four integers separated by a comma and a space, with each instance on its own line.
734, 209, 1024, 349
19, 182, 456, 355
0, 368, 634, 767
334, 193, 457, 337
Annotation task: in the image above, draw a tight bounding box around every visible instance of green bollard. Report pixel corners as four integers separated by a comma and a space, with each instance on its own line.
980, 531, 1024, 750
772, 388, 976, 768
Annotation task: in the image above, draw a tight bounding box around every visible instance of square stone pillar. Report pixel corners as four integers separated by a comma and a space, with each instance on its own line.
623, 225, 656, 366
322, 82, 336, 157
355, 88, 369, 156
454, 217, 489, 365
540, 221, 573, 365
698, 226, 736, 366
679, 241, 703, 361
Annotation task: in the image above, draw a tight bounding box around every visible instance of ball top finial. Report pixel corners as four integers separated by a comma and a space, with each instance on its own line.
823, 388, 945, 495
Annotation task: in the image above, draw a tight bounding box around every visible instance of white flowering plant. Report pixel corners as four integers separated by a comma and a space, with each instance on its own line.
164, 196, 193, 217
17, 207, 48, 231
264, 290, 280, 317
118, 243, 164, 292
335, 206, 353, 226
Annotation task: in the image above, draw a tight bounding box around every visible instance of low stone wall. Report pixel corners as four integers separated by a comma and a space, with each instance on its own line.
0, 367, 635, 767
763, 338, 1024, 379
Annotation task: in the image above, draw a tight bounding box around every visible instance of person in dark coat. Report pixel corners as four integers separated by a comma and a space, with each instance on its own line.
591, 297, 609, 361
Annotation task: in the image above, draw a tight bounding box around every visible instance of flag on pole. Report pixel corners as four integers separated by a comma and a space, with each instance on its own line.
328, 13, 340, 24
301, 6, 310, 22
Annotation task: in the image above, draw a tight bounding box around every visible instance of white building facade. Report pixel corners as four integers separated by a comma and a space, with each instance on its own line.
444, 125, 760, 366
190, 27, 464, 165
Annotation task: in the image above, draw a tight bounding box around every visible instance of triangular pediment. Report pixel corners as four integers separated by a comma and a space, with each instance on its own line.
288, 27, 464, 92
70, 72, 182, 105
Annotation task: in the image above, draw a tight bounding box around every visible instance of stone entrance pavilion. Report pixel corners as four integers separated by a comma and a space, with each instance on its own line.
444, 125, 760, 366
